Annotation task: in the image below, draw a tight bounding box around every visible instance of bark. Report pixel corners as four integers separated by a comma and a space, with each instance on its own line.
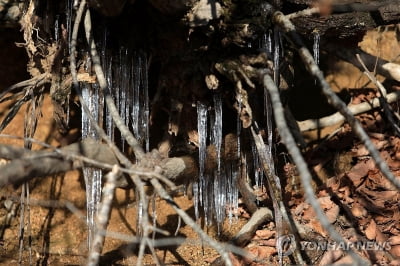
287, 0, 399, 44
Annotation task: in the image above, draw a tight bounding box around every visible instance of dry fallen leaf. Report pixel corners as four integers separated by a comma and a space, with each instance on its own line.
376, 226, 388, 244
365, 168, 397, 191
359, 189, 399, 208
247, 246, 276, 260
255, 229, 275, 240
254, 239, 276, 247
303, 197, 339, 224
365, 219, 377, 240
350, 202, 367, 218
346, 159, 375, 187
356, 140, 388, 156
390, 245, 400, 258
389, 236, 400, 246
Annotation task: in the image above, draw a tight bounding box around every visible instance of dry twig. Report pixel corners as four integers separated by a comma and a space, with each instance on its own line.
298, 91, 400, 131
87, 165, 120, 266
356, 54, 400, 136
262, 72, 366, 265
231, 207, 273, 247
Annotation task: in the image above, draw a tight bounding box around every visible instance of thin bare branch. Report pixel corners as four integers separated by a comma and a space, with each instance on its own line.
0, 73, 51, 101
262, 72, 366, 265
356, 54, 400, 136
298, 91, 400, 131
88, 165, 120, 266
231, 207, 273, 247
0, 139, 196, 188
250, 124, 304, 265
70, 0, 86, 90
286, 7, 320, 20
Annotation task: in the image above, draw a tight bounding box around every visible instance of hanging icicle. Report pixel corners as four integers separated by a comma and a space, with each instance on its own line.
81, 81, 103, 250
142, 54, 150, 153
260, 30, 272, 55
225, 160, 239, 223
131, 51, 150, 152
210, 94, 224, 228
212, 94, 223, 174
273, 27, 281, 84
195, 102, 208, 221
313, 30, 320, 66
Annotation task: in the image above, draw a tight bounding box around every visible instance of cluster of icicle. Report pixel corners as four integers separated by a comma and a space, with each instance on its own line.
195, 97, 237, 230
191, 30, 279, 230
62, 0, 324, 251
194, 96, 239, 230
194, 89, 275, 231
79, 26, 149, 249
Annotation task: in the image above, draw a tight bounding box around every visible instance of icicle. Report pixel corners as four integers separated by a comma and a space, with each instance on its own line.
81, 82, 102, 250
193, 181, 200, 220
225, 160, 239, 223
264, 89, 275, 175
273, 28, 280, 83
136, 187, 144, 236
195, 102, 208, 221
260, 30, 272, 55
252, 140, 262, 188
66, 0, 73, 52
313, 31, 320, 66
210, 94, 224, 228
212, 94, 223, 174
213, 167, 226, 232
141, 54, 150, 152
225, 162, 232, 222
123, 50, 131, 140
118, 47, 128, 150
54, 15, 59, 42
236, 101, 241, 162
224, 96, 241, 223
132, 53, 141, 144
203, 175, 211, 226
